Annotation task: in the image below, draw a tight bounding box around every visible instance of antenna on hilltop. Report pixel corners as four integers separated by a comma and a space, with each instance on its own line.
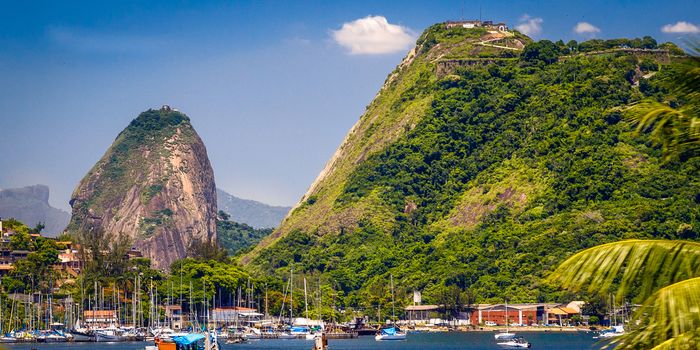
479, 3, 482, 23
461, 0, 464, 21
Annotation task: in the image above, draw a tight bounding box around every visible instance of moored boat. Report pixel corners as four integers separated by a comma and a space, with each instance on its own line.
68, 329, 95, 342
374, 327, 407, 341
95, 325, 128, 342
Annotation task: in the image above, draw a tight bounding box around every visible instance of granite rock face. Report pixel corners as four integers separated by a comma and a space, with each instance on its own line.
0, 185, 70, 236
68, 107, 217, 270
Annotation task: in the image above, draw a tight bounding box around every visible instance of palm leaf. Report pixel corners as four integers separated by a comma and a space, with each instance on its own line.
549, 240, 700, 301
651, 329, 700, 350
612, 278, 700, 349
625, 39, 700, 159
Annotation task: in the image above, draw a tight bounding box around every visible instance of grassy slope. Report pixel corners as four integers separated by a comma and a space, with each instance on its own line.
243, 25, 699, 308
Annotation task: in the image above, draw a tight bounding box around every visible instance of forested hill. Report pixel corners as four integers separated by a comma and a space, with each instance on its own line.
242, 23, 698, 307
217, 189, 290, 229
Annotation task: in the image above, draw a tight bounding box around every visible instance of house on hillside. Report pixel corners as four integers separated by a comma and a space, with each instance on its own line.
83, 310, 118, 327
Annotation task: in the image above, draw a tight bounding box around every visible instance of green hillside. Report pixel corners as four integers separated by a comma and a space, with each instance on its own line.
243, 24, 698, 308
217, 211, 273, 255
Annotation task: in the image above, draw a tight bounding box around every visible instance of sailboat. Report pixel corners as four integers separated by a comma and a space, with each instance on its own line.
494, 300, 515, 340
374, 275, 406, 341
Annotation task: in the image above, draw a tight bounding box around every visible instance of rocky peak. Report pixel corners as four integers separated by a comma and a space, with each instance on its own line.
68, 108, 217, 270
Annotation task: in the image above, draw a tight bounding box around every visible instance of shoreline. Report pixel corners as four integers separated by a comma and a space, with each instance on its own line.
412, 326, 593, 333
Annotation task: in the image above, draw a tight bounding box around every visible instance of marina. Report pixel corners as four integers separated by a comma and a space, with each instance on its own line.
0, 331, 600, 349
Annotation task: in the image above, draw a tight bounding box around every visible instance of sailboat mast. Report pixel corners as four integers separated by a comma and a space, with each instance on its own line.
390, 274, 395, 322
304, 277, 309, 320
290, 267, 293, 322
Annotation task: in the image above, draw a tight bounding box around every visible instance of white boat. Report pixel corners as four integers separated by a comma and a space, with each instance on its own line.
242, 327, 262, 340
0, 336, 15, 343
497, 336, 531, 348
95, 325, 128, 342
597, 325, 624, 338
277, 331, 296, 339
305, 332, 320, 340
374, 327, 407, 341
495, 331, 516, 340
37, 333, 68, 342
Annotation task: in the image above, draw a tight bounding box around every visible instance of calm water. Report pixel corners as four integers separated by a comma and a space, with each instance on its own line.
0, 332, 603, 350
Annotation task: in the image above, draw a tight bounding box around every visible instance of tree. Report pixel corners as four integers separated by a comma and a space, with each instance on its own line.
29, 222, 45, 234
549, 240, 700, 349
187, 238, 228, 262
522, 40, 560, 65
9, 231, 32, 251
626, 42, 699, 160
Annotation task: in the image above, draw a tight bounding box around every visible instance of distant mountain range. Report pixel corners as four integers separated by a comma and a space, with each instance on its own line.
216, 189, 290, 229
0, 185, 70, 236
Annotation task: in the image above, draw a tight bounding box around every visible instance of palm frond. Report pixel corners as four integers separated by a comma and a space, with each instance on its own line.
614, 278, 700, 349
549, 240, 700, 301
651, 329, 699, 350
625, 39, 700, 159
625, 101, 697, 159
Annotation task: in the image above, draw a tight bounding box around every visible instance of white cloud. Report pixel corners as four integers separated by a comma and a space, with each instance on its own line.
515, 14, 543, 37
574, 22, 601, 34
332, 16, 415, 55
661, 21, 700, 34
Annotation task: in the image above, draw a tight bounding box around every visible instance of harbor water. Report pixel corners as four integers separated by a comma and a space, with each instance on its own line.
0, 331, 602, 349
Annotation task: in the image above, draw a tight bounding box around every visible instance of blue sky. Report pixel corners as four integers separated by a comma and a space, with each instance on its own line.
0, 0, 698, 211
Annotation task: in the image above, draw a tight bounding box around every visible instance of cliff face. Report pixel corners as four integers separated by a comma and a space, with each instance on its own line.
68, 107, 217, 270
0, 185, 70, 236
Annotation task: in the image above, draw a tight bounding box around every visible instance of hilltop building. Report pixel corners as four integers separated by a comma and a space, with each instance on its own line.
445, 20, 508, 32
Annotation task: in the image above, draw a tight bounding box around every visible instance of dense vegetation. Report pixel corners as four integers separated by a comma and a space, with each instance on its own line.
217, 211, 274, 256
249, 24, 698, 319
0, 218, 62, 293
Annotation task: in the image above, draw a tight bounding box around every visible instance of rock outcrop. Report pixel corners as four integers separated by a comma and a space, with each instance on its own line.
0, 185, 70, 236
68, 107, 217, 270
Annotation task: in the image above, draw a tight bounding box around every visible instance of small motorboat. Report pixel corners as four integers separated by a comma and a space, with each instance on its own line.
497, 336, 531, 348
374, 327, 407, 341
596, 325, 624, 339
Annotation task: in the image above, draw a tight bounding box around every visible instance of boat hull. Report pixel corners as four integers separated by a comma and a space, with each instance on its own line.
495, 332, 516, 339
375, 334, 407, 341
69, 331, 95, 342
95, 333, 128, 342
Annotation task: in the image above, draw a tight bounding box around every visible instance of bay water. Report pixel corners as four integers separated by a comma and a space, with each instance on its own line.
0, 331, 603, 349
